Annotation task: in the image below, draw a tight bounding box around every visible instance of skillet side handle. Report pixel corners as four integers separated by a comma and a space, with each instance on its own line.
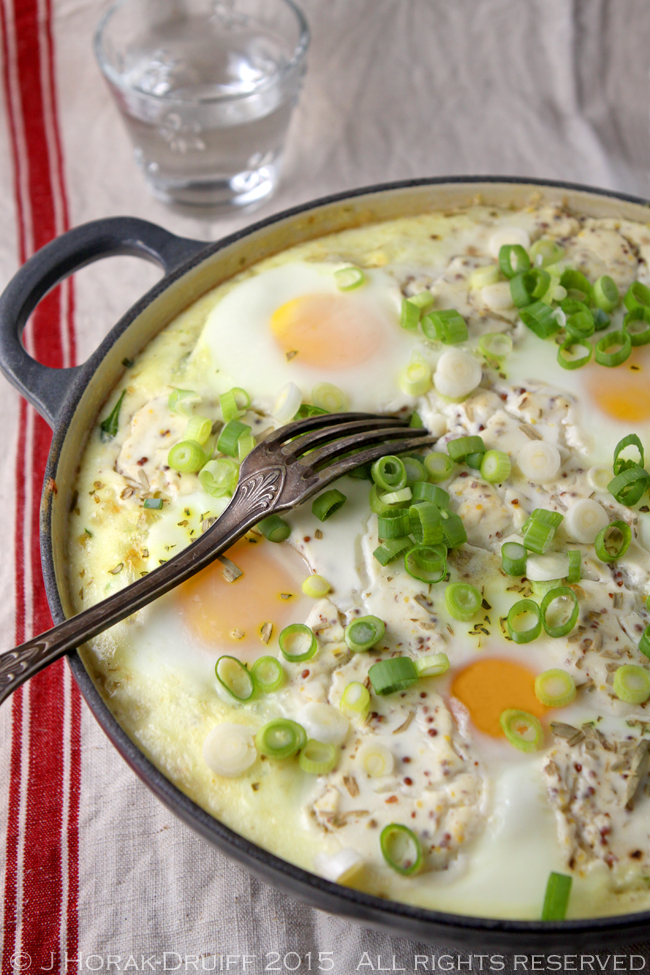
0, 217, 206, 428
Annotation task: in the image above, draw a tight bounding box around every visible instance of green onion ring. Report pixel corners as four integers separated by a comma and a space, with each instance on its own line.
411, 481, 450, 506
540, 586, 579, 638
500, 709, 544, 752
501, 541, 527, 576
215, 656, 254, 701
542, 872, 573, 921
255, 718, 307, 759
167, 440, 206, 474
371, 455, 407, 492
257, 514, 291, 542
613, 433, 645, 474
312, 489, 347, 522
299, 740, 339, 775
447, 435, 486, 463
624, 280, 650, 313
607, 467, 650, 506
507, 599, 542, 644
409, 501, 443, 544
445, 582, 482, 621
624, 307, 650, 346
557, 337, 592, 370
279, 624, 318, 663
404, 543, 448, 583
368, 657, 418, 695
593, 275, 619, 312
250, 656, 284, 693
594, 329, 632, 367
373, 536, 412, 566
380, 823, 423, 876
594, 520, 632, 562
345, 615, 386, 653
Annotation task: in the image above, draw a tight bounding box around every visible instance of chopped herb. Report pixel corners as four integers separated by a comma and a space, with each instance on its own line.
108, 563, 124, 575
260, 622, 273, 644
121, 357, 134, 368
143, 498, 163, 510
218, 556, 243, 583
99, 390, 126, 441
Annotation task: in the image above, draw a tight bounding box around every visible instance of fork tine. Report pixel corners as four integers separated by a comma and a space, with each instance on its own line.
278, 416, 412, 462
312, 433, 437, 485
300, 425, 432, 471
259, 411, 401, 452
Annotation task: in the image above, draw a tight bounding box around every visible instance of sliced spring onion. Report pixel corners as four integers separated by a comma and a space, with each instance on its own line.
501, 541, 527, 575
567, 550, 581, 583
168, 387, 199, 417
250, 656, 284, 693
347, 461, 372, 480
273, 382, 303, 424
535, 669, 576, 708
465, 451, 485, 470
403, 457, 428, 485
500, 709, 544, 752
608, 467, 650, 506
278, 624, 317, 663
541, 872, 572, 922
593, 308, 611, 331
613, 433, 645, 474
299, 740, 339, 775
594, 329, 632, 367
340, 681, 371, 715
565, 311, 595, 340
421, 309, 468, 344
220, 389, 244, 423
203, 723, 256, 777
531, 579, 562, 598
400, 297, 422, 331
217, 420, 250, 457
517, 440, 561, 483
297, 703, 349, 746
369, 657, 418, 695
372, 455, 407, 492
294, 403, 329, 420
414, 652, 449, 677
557, 337, 592, 370
624, 280, 650, 313
168, 440, 206, 473
499, 243, 531, 278
488, 226, 531, 260
593, 275, 619, 312
529, 238, 564, 267
507, 600, 542, 644
380, 824, 423, 876
378, 509, 411, 539
409, 411, 424, 428
540, 587, 579, 639
312, 382, 349, 413
404, 543, 447, 583
334, 266, 365, 291
561, 268, 593, 304
380, 487, 412, 505
482, 281, 515, 312
99, 390, 126, 441
445, 582, 481, 621
613, 664, 650, 705
215, 656, 254, 702
588, 465, 612, 492
440, 509, 467, 548
519, 300, 561, 338
357, 740, 395, 777
526, 552, 570, 582
480, 449, 511, 483
624, 307, 650, 346
447, 435, 486, 463
373, 536, 412, 566
302, 574, 331, 598
434, 348, 482, 400
564, 498, 608, 543
424, 451, 455, 483
312, 489, 347, 521
238, 432, 255, 460
143, 497, 163, 510
469, 264, 501, 289
398, 359, 432, 397
199, 457, 239, 497
369, 484, 409, 516
412, 481, 450, 506
479, 331, 513, 362
255, 718, 306, 759
594, 520, 632, 562
257, 514, 291, 542
640, 625, 650, 659
409, 501, 443, 544
521, 510, 563, 555
345, 615, 386, 652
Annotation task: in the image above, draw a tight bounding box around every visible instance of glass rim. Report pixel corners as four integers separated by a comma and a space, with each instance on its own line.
93, 0, 310, 105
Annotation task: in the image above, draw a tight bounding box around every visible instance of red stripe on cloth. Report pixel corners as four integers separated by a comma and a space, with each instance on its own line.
1, 0, 80, 968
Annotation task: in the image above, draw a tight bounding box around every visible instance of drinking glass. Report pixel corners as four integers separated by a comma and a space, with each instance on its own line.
94, 0, 309, 211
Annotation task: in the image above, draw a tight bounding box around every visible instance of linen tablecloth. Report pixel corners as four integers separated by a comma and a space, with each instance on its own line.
1, 0, 650, 969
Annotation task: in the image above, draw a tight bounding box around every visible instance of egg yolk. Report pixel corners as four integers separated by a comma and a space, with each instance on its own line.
175, 537, 311, 661
270, 294, 384, 368
585, 345, 650, 423
451, 658, 546, 737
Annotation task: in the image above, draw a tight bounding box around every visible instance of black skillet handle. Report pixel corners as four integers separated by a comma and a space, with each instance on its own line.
0, 217, 206, 428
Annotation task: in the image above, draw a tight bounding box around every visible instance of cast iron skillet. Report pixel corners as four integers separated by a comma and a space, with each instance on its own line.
1, 177, 650, 951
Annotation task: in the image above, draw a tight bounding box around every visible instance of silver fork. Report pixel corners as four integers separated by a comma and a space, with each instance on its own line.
0, 412, 436, 705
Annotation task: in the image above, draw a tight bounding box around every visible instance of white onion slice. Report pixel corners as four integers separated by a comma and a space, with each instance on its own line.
313, 849, 364, 884
565, 498, 609, 544
434, 349, 482, 400
488, 226, 531, 259
587, 466, 611, 492
272, 381, 302, 424
312, 382, 349, 412
356, 741, 394, 777
297, 703, 349, 745
526, 553, 570, 582
481, 281, 515, 312
517, 440, 561, 483
203, 723, 256, 777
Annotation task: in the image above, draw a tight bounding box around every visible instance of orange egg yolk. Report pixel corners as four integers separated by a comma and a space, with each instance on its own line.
585, 345, 650, 423
175, 537, 310, 661
270, 294, 384, 368
451, 658, 546, 737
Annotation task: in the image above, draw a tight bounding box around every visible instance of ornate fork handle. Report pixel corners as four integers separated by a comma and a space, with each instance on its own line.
0, 465, 286, 706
